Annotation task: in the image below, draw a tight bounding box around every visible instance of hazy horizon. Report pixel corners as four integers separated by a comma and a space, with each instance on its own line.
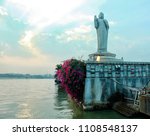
0, 73, 53, 75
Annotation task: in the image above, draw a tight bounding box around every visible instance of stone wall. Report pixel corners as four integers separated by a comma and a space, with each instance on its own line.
84, 61, 150, 108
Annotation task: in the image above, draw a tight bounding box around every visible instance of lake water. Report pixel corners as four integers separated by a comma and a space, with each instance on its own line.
0, 79, 128, 119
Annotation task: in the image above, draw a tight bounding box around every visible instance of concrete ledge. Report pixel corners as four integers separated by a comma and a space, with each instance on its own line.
83, 103, 109, 111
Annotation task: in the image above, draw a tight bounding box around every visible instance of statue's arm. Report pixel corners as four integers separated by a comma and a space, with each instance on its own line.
94, 15, 99, 29
104, 19, 109, 29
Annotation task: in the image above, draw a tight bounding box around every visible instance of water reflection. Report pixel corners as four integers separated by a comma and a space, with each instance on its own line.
0, 79, 145, 119
54, 86, 127, 119
54, 86, 73, 119
68, 98, 127, 119
55, 86, 68, 109
16, 103, 32, 119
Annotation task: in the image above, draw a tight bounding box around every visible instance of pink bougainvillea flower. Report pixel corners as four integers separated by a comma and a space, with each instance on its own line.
54, 59, 86, 101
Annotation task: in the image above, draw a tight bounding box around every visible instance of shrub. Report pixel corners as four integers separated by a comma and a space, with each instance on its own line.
55, 59, 86, 101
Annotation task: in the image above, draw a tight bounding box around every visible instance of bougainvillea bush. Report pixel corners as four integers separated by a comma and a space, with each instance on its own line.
55, 59, 86, 101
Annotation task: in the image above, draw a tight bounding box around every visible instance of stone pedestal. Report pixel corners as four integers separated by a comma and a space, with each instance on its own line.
88, 51, 123, 62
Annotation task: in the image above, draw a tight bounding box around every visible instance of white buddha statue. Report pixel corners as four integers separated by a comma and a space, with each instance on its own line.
94, 12, 109, 53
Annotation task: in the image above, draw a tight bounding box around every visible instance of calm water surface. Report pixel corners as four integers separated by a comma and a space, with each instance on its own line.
0, 79, 127, 119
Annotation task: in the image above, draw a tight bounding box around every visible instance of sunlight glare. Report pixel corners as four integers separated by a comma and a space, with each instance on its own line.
7, 0, 85, 28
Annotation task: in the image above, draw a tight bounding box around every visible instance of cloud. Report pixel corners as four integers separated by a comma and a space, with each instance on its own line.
57, 25, 94, 42
1, 0, 109, 74
19, 30, 40, 56
13, 18, 21, 22
59, 13, 93, 25
7, 0, 88, 69
0, 42, 10, 57
19, 30, 49, 59
0, 51, 4, 57
0, 6, 8, 16
69, 25, 92, 33
40, 33, 52, 38
7, 0, 86, 28
113, 35, 122, 40
109, 20, 117, 27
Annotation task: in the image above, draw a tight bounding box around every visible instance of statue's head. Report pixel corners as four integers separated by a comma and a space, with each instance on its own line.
98, 12, 104, 19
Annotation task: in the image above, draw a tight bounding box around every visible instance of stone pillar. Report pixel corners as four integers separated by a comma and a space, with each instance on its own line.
84, 64, 93, 108
107, 79, 111, 97
136, 78, 142, 88
84, 77, 92, 106
94, 78, 102, 103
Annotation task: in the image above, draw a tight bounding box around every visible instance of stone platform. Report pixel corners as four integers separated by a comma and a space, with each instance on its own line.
139, 94, 150, 116
83, 61, 150, 109
113, 102, 140, 117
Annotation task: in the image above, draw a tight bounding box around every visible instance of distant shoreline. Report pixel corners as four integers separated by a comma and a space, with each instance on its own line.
0, 77, 54, 79
0, 73, 54, 79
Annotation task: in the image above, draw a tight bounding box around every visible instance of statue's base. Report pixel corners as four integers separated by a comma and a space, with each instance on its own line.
88, 51, 123, 62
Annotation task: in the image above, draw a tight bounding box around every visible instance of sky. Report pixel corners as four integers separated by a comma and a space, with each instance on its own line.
0, 0, 150, 74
